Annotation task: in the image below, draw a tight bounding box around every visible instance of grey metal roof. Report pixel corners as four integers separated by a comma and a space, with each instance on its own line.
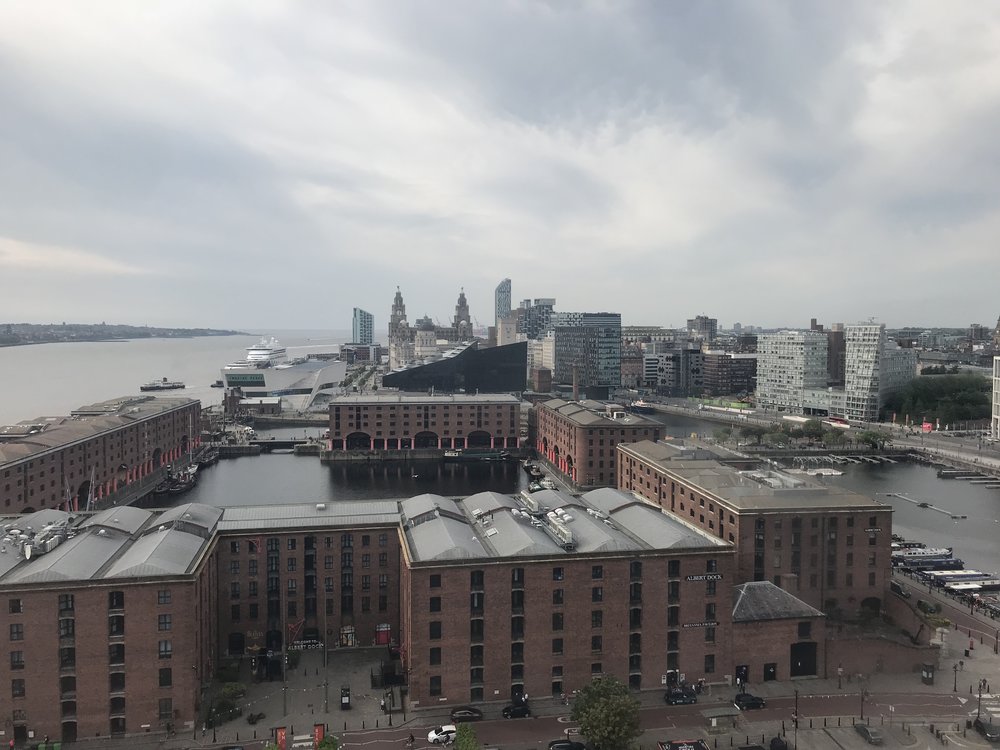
82, 505, 153, 535
0, 396, 196, 465
218, 501, 399, 532
582, 488, 727, 550
484, 512, 560, 557
400, 494, 461, 522
619, 444, 885, 511
4, 526, 132, 584
155, 503, 222, 534
464, 491, 519, 516
732, 581, 825, 622
104, 527, 206, 578
406, 515, 488, 561
541, 399, 659, 428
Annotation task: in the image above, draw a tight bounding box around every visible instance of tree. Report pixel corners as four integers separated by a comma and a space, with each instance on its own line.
713, 427, 732, 442
454, 724, 482, 750
823, 429, 847, 447
317, 737, 340, 750
570, 675, 641, 750
857, 429, 891, 451
802, 419, 824, 440
739, 425, 767, 444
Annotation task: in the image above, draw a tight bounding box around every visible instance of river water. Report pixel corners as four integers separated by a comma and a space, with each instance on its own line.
0, 329, 351, 424
2, 336, 998, 574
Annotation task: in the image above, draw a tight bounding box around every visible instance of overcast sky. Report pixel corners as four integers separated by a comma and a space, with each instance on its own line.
1, 2, 999, 332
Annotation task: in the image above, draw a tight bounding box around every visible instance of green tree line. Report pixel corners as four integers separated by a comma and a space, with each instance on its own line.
881, 373, 990, 424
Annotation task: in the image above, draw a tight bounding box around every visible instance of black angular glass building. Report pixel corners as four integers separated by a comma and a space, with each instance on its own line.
382, 342, 527, 393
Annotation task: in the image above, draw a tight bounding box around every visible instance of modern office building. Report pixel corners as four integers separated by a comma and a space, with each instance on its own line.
495, 279, 512, 328
327, 393, 521, 452
755, 325, 915, 420
755, 331, 829, 413
352, 308, 375, 345
535, 400, 661, 487
617, 440, 893, 614
642, 344, 704, 396
701, 352, 757, 397
552, 312, 622, 397
687, 316, 718, 343
519, 298, 557, 340
843, 324, 917, 422
382, 342, 527, 394
0, 396, 201, 514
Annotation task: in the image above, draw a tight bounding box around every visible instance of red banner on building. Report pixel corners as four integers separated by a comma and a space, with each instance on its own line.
276, 726, 287, 750
313, 723, 326, 746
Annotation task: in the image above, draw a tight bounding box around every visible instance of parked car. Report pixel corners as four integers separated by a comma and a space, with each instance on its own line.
854, 723, 883, 745
502, 704, 531, 718
449, 706, 484, 722
664, 687, 698, 705
974, 717, 1000, 742
734, 693, 766, 710
548, 741, 586, 750
427, 725, 458, 744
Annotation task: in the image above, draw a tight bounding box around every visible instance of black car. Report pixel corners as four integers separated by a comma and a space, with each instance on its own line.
502, 704, 531, 719
664, 687, 698, 705
854, 724, 884, 745
974, 717, 1000, 742
548, 741, 586, 750
450, 706, 484, 722
734, 693, 766, 710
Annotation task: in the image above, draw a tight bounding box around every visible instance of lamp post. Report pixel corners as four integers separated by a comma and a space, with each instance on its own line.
979, 680, 984, 720
860, 676, 867, 721
793, 689, 799, 750
954, 663, 959, 693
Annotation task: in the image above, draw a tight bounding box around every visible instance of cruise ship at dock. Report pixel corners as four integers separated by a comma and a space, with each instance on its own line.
220, 337, 347, 411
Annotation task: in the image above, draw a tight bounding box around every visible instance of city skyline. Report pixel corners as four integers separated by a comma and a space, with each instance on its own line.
2, 3, 1000, 329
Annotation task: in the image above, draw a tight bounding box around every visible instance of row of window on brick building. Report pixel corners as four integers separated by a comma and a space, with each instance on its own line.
422, 558, 722, 699
9, 590, 176, 701
229, 533, 390, 555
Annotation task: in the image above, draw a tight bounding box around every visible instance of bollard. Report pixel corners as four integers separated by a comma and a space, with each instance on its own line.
389, 713, 393, 726
254, 730, 257, 740
362, 720, 365, 729
376, 719, 379, 728
344, 722, 347, 731
714, 739, 717, 748
782, 721, 785, 733
237, 732, 240, 741
836, 718, 839, 727
824, 718, 827, 727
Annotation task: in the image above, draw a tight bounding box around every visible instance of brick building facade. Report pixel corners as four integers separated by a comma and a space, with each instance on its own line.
399, 489, 736, 709
617, 440, 893, 615
0, 396, 201, 514
328, 394, 521, 452
535, 400, 661, 488
214, 502, 401, 658
0, 504, 218, 744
